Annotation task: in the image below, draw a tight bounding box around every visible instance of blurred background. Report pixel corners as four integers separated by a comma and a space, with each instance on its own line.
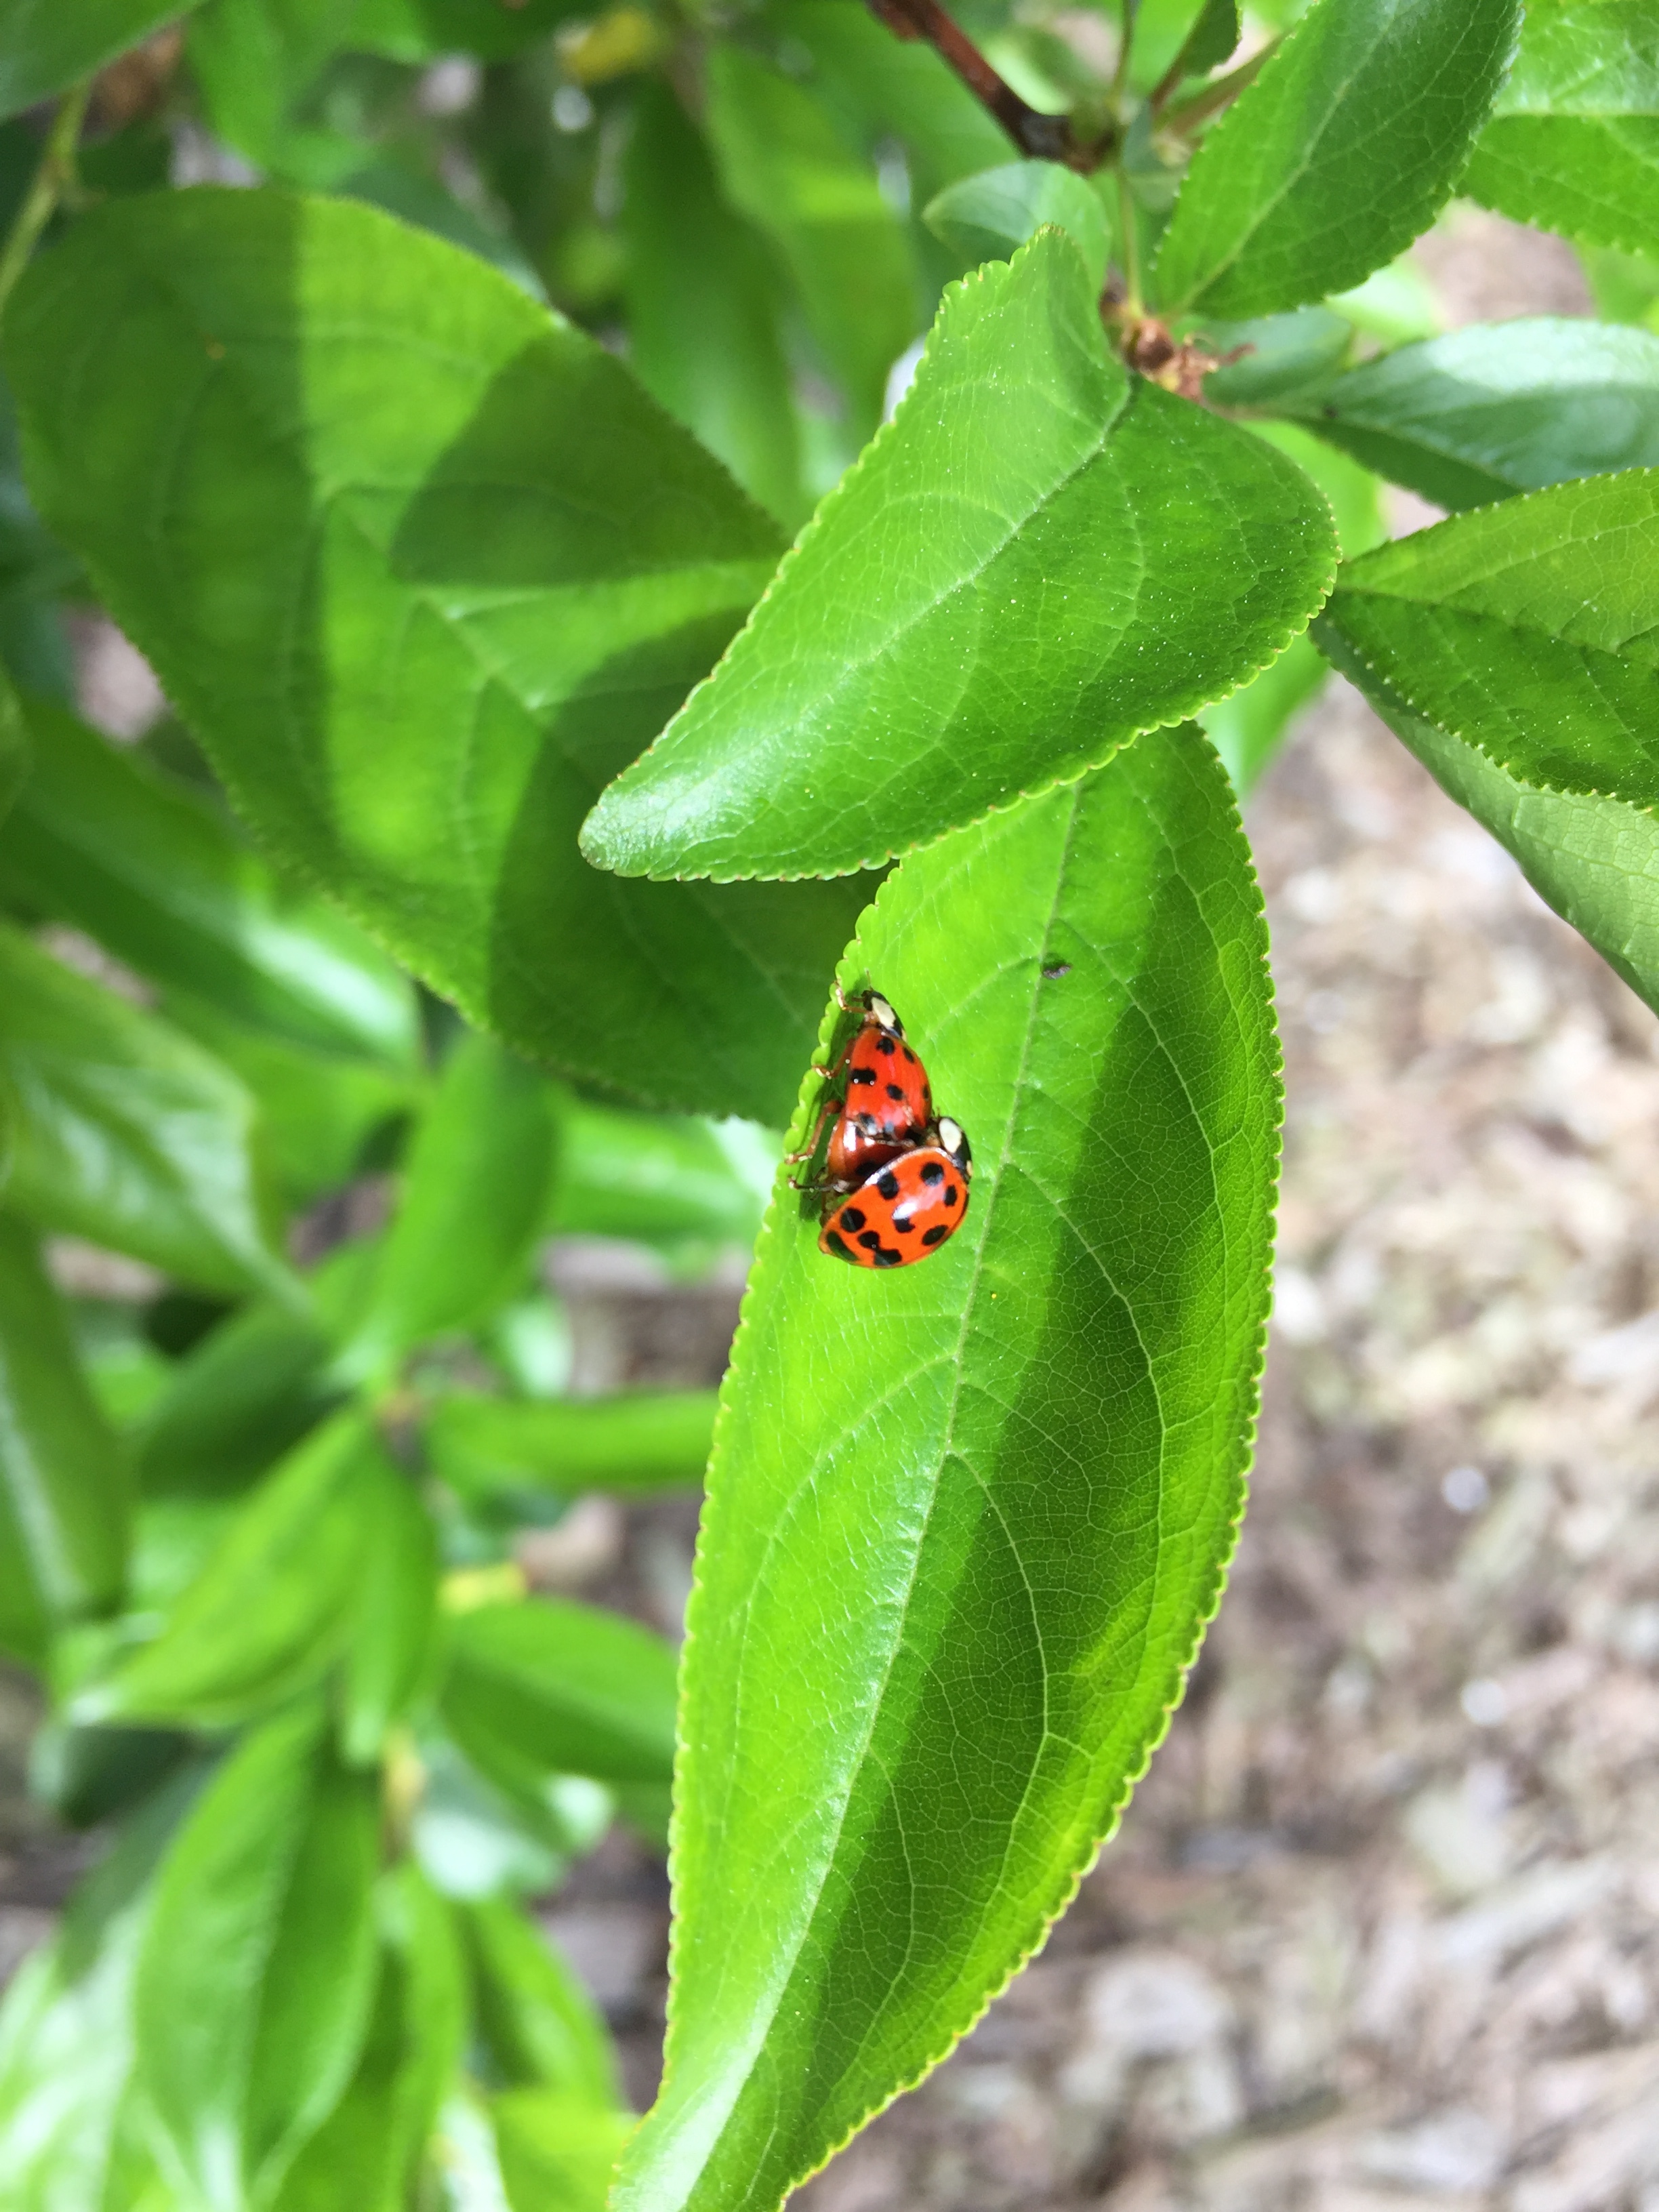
5, 13, 1659, 2209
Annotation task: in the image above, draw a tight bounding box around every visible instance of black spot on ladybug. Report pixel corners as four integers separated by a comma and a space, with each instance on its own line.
921, 1160, 945, 1185
943, 1185, 958, 1206
825, 1231, 851, 1258
876, 1170, 900, 1200
876, 1035, 897, 1056
849, 1067, 876, 1086
857, 1229, 881, 1250
840, 1207, 866, 1231
902, 1045, 916, 1063
895, 1216, 916, 1233
922, 1225, 949, 1246
874, 1246, 903, 1267
1042, 960, 1072, 980
885, 1083, 905, 1102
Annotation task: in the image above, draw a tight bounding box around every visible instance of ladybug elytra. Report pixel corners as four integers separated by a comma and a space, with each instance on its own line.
792, 984, 972, 1269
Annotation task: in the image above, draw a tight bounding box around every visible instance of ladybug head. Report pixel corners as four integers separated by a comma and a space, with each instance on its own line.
936, 1116, 971, 1176
865, 992, 903, 1038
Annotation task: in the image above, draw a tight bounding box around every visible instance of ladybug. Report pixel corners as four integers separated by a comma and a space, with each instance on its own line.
819, 1116, 972, 1268
796, 987, 935, 1189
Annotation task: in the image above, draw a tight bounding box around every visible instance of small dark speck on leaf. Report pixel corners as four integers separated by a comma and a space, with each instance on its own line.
1042, 961, 1072, 980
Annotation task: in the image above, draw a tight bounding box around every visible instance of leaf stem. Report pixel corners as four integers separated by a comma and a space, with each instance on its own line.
865, 0, 1108, 169
1115, 163, 1141, 313
1160, 41, 1273, 138
0, 81, 91, 322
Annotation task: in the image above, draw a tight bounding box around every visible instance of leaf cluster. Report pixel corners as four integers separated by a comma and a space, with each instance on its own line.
0, 1, 1655, 2209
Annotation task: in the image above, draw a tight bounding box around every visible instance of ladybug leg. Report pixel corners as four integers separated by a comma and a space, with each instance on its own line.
785, 1098, 838, 1185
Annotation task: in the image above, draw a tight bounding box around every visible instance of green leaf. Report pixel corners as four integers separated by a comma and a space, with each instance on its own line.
1152, 0, 1522, 316
136, 1704, 382, 2211
1317, 615, 1659, 1018
134, 1298, 337, 1500
441, 1597, 678, 1798
340, 1465, 439, 1765
463, 1894, 623, 2106
773, 0, 1011, 217
1195, 305, 1354, 407
625, 81, 807, 533
0, 1212, 127, 1665
581, 231, 1336, 883
614, 725, 1277, 2212
1288, 319, 1659, 509
494, 2089, 632, 2212
344, 0, 584, 64
703, 43, 917, 446
429, 1389, 718, 1504
0, 922, 293, 1301
1318, 471, 1659, 813
1173, 0, 1243, 79
0, 1774, 194, 2210
0, 664, 28, 828
3, 188, 873, 1126
162, 991, 416, 1210
1201, 421, 1384, 794
271, 1864, 466, 2212
550, 1101, 766, 1252
76, 1410, 390, 1729
0, 0, 205, 119
1465, 0, 1659, 253
335, 1033, 555, 1385
0, 693, 421, 1067
923, 163, 1111, 289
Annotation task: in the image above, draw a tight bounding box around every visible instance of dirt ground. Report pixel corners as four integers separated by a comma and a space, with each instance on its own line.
6, 210, 1658, 2212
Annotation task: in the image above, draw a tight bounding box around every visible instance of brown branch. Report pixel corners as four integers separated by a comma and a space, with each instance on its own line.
866, 0, 1109, 171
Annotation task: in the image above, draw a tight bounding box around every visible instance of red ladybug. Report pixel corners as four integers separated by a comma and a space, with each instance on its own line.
798, 988, 935, 1188
819, 1116, 972, 1269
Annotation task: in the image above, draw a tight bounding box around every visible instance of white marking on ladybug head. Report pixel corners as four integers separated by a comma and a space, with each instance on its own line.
868, 994, 901, 1035
937, 1117, 970, 1174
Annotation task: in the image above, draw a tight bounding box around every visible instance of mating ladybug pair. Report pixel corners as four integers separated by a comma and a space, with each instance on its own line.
790, 986, 972, 1269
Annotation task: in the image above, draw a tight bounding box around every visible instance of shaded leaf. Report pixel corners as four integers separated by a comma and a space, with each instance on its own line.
1201, 422, 1385, 794
335, 1033, 555, 1386
1288, 319, 1659, 508
581, 231, 1335, 882
463, 1895, 623, 2106
344, 0, 586, 64
75, 1411, 389, 1729
3, 189, 873, 1126
1318, 471, 1659, 812
271, 1863, 466, 2212
441, 1598, 678, 1798
0, 665, 28, 828
0, 693, 420, 1066
0, 0, 202, 119
1172, 0, 1243, 81
1152, 0, 1521, 316
703, 43, 916, 446
1195, 305, 1354, 407
923, 165, 1110, 289
0, 1212, 127, 1665
340, 1465, 440, 1765
614, 724, 1277, 2212
1317, 615, 1659, 1018
161, 991, 416, 1210
429, 1389, 718, 1503
1465, 0, 1659, 254
625, 81, 806, 532
0, 1774, 197, 2211
0, 922, 293, 1300
136, 1704, 381, 2211
134, 1298, 337, 1501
